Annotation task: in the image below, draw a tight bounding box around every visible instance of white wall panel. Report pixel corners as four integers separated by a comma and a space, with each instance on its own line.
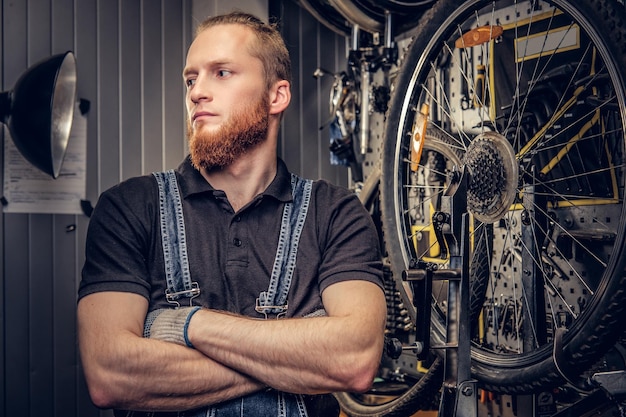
1, 1, 192, 415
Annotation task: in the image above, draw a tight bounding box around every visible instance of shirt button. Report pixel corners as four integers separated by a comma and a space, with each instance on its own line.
233, 238, 242, 247
234, 216, 242, 222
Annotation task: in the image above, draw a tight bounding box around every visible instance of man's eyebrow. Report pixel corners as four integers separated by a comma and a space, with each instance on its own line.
183, 59, 234, 77
182, 68, 195, 79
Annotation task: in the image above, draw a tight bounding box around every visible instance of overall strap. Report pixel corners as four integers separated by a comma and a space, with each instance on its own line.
153, 170, 200, 307
256, 174, 313, 318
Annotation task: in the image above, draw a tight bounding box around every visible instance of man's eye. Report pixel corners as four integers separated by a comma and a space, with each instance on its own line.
186, 79, 196, 87
217, 70, 231, 78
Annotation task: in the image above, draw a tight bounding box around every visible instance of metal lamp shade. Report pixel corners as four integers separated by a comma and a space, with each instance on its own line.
0, 51, 77, 179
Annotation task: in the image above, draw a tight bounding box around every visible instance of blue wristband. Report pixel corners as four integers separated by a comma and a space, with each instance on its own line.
183, 306, 202, 348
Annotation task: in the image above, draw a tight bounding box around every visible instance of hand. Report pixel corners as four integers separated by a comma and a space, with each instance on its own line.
143, 306, 201, 347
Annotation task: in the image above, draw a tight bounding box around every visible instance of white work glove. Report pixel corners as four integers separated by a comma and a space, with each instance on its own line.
143, 306, 201, 347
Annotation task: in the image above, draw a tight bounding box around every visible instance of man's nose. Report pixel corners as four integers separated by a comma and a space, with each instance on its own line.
189, 76, 212, 103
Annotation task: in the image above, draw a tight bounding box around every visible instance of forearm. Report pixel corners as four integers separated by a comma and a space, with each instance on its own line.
183, 280, 386, 395
188, 311, 383, 394
77, 293, 265, 411
83, 334, 264, 410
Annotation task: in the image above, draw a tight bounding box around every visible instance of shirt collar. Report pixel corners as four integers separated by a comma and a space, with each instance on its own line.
176, 156, 294, 203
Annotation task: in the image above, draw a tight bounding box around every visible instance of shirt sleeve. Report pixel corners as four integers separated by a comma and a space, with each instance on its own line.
78, 176, 159, 302
313, 181, 384, 294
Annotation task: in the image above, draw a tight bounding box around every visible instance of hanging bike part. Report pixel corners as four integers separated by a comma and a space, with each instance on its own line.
382, 0, 626, 394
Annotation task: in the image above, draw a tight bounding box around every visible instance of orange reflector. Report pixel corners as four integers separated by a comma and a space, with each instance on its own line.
456, 25, 504, 48
410, 103, 429, 171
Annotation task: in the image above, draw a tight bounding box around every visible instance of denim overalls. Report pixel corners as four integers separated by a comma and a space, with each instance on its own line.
122, 170, 313, 417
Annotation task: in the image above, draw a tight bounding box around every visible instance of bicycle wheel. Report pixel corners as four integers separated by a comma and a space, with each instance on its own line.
382, 0, 626, 394
335, 166, 444, 417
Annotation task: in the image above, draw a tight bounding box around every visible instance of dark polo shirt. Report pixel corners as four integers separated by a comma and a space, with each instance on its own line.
79, 157, 383, 318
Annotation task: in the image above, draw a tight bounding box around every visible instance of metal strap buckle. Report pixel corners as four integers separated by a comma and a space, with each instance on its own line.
255, 298, 288, 319
165, 282, 200, 307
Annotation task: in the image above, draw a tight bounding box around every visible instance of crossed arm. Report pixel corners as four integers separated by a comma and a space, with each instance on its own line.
77, 280, 386, 411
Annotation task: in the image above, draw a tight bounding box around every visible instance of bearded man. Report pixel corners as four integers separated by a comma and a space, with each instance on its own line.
77, 11, 386, 417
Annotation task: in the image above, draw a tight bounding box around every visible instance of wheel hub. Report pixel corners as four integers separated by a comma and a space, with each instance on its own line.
463, 131, 518, 223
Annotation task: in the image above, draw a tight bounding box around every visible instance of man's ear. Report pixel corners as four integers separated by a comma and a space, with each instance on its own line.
269, 80, 291, 115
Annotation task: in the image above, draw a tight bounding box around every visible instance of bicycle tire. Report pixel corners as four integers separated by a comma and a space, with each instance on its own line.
296, 0, 352, 36
326, 0, 432, 35
382, 0, 626, 394
333, 356, 443, 417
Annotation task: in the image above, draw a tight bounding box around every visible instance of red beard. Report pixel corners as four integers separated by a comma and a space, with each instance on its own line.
187, 95, 270, 170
